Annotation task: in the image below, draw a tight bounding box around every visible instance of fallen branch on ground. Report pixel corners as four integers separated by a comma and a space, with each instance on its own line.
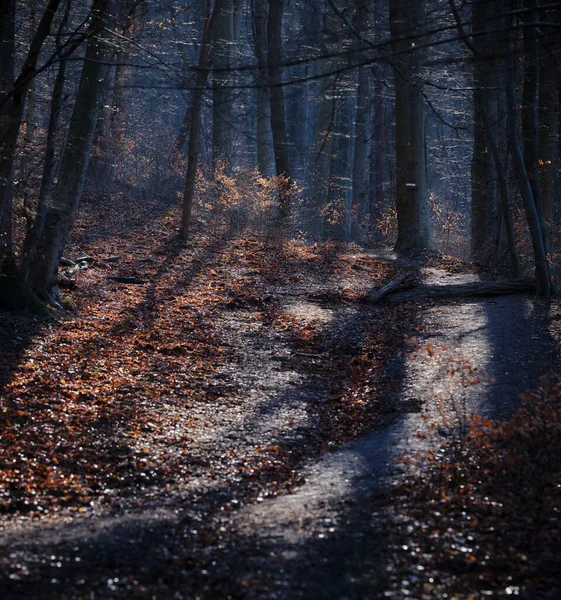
368, 272, 413, 303
386, 278, 536, 302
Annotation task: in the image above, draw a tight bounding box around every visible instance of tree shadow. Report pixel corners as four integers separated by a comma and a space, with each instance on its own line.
0, 248, 423, 599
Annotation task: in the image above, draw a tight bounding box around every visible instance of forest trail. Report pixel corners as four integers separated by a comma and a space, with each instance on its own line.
0, 203, 558, 598
214, 267, 557, 599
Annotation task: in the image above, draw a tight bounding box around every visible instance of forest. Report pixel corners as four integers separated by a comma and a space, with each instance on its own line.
1, 0, 561, 598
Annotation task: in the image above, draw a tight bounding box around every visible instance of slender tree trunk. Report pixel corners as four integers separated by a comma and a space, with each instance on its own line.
0, 0, 62, 257
327, 78, 354, 240
351, 0, 371, 240
538, 55, 556, 225
351, 66, 371, 239
309, 76, 335, 238
212, 0, 234, 170
522, 0, 552, 264
390, 0, 432, 250
478, 92, 521, 277
180, 0, 225, 240
267, 0, 292, 219
20, 58, 67, 280
0, 0, 16, 256
26, 0, 116, 301
505, 46, 553, 298
110, 2, 139, 184
19, 0, 37, 219
470, 0, 500, 265
252, 0, 274, 176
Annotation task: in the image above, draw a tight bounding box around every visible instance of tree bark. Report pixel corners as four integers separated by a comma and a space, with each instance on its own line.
19, 0, 37, 219
212, 0, 234, 170
505, 46, 553, 298
0, 0, 16, 256
308, 76, 335, 238
180, 0, 225, 240
109, 0, 140, 184
470, 0, 499, 265
20, 57, 67, 281
478, 95, 521, 278
386, 279, 536, 303
0, 0, 62, 256
252, 0, 274, 177
26, 0, 116, 301
350, 0, 371, 240
522, 0, 553, 266
389, 0, 432, 250
267, 0, 292, 220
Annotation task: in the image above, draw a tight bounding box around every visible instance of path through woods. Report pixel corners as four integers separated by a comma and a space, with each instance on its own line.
0, 196, 558, 599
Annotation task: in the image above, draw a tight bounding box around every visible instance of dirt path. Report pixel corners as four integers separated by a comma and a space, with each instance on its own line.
211, 267, 557, 599
0, 251, 557, 599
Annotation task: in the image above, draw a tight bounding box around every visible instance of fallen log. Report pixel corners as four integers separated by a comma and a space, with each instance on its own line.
368, 272, 413, 303
387, 278, 536, 302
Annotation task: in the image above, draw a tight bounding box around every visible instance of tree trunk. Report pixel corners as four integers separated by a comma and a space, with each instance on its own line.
19, 0, 37, 220
522, 0, 552, 264
252, 0, 274, 177
180, 0, 225, 240
212, 0, 234, 170
0, 0, 16, 256
470, 0, 499, 265
267, 0, 292, 220
26, 0, 116, 301
308, 76, 335, 238
389, 0, 432, 250
327, 80, 354, 240
351, 0, 371, 240
0, 0, 61, 257
110, 1, 140, 184
505, 46, 553, 298
20, 58, 67, 281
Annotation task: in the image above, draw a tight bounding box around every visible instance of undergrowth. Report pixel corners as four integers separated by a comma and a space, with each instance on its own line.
382, 371, 561, 599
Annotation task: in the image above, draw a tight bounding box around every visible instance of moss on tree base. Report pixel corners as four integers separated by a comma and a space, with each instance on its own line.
0, 255, 51, 317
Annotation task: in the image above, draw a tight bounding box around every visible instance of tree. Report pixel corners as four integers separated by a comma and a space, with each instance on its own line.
180, 0, 225, 240
470, 0, 499, 265
0, 0, 62, 259
267, 0, 292, 220
24, 0, 117, 302
351, 0, 372, 239
212, 0, 235, 169
389, 0, 432, 251
252, 0, 274, 177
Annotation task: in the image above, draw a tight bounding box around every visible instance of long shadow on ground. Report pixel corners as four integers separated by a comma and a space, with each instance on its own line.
0, 251, 420, 599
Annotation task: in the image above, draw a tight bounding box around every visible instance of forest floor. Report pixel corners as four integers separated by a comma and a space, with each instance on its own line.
1, 195, 560, 599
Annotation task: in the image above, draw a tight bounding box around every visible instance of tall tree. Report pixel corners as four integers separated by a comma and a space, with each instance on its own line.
504, 36, 554, 298
521, 0, 553, 265
0, 0, 62, 258
25, 0, 116, 302
389, 0, 432, 250
0, 0, 16, 256
470, 0, 499, 265
267, 0, 292, 220
180, 0, 225, 240
351, 0, 371, 239
212, 0, 234, 169
252, 0, 274, 177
